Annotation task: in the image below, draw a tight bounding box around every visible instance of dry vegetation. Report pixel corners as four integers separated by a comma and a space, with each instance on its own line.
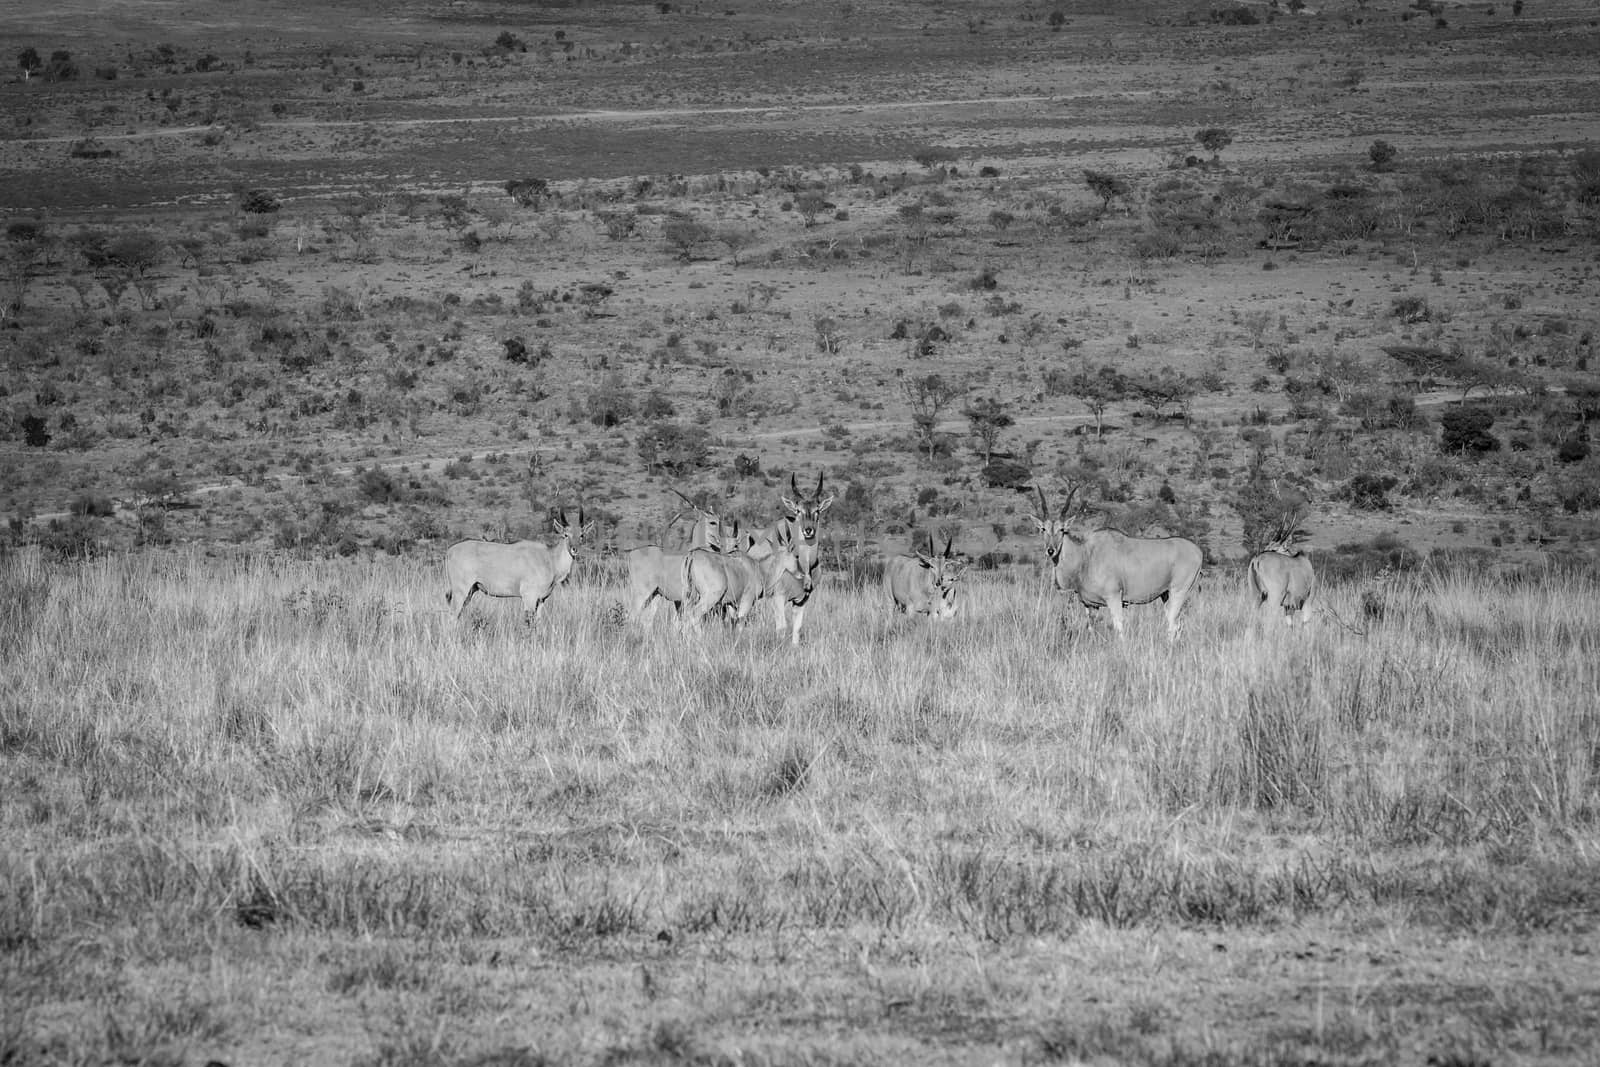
4, 0, 1600, 1061
3, 551, 1599, 1063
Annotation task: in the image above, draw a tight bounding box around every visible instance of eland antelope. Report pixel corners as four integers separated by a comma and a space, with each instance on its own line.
884, 533, 963, 620
745, 472, 835, 644
444, 507, 594, 622
1248, 542, 1316, 626
625, 490, 730, 623
1031, 486, 1202, 638
683, 524, 811, 636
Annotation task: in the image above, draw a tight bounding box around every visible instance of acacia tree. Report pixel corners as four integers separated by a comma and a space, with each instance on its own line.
1062, 364, 1130, 439
1131, 366, 1199, 422
1083, 170, 1132, 214
17, 47, 41, 81
963, 396, 1014, 467
1195, 127, 1234, 163
903, 373, 965, 461
2, 221, 48, 320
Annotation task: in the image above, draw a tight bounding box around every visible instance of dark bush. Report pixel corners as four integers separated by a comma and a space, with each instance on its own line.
1340, 473, 1399, 510
21, 415, 51, 448
1439, 407, 1500, 454
239, 189, 281, 214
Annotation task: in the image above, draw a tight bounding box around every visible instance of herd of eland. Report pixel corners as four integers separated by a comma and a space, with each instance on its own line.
442, 474, 1318, 640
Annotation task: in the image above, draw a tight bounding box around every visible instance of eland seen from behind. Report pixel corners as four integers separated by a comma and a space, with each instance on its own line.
626, 490, 730, 624
444, 507, 595, 622
683, 523, 811, 638
1031, 486, 1202, 638
884, 532, 964, 620
1249, 542, 1316, 627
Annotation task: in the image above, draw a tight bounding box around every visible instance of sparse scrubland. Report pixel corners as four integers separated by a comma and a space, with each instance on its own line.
2, 549, 1599, 1063
5, 0, 1600, 1061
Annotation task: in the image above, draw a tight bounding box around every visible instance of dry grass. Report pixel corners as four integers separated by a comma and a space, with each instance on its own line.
2, 547, 1597, 1063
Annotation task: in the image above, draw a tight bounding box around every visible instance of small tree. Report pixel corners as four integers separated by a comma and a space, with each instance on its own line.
586, 373, 634, 427
504, 177, 548, 208
814, 315, 845, 355
964, 396, 1014, 467
903, 373, 965, 461
17, 47, 41, 81
1055, 364, 1130, 439
1195, 127, 1233, 163
2, 221, 47, 320
794, 191, 831, 228
1130, 366, 1198, 422
44, 50, 77, 81
1083, 170, 1131, 214
716, 226, 756, 266
1367, 139, 1397, 173
663, 217, 712, 260
910, 146, 959, 173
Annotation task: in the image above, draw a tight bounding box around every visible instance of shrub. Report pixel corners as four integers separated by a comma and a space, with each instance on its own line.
1339, 473, 1399, 510
638, 421, 711, 475
1557, 436, 1590, 464
20, 414, 50, 448
1439, 407, 1499, 455
239, 189, 281, 214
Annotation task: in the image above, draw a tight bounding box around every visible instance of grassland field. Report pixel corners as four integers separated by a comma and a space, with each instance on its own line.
4, 0, 1600, 1062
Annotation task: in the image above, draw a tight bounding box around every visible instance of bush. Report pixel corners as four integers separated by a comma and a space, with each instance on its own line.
637, 421, 711, 476
1339, 473, 1399, 511
239, 189, 281, 214
21, 414, 50, 448
1439, 407, 1500, 454
1557, 436, 1590, 464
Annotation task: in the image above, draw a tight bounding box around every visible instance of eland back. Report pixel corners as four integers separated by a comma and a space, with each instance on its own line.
683, 524, 810, 636
1248, 545, 1315, 626
625, 491, 729, 622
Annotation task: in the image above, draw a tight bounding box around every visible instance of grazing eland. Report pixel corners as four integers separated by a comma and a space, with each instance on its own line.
745, 472, 835, 644
625, 490, 729, 623
1030, 486, 1203, 638
444, 507, 594, 622
1248, 542, 1316, 626
683, 524, 811, 636
884, 532, 963, 619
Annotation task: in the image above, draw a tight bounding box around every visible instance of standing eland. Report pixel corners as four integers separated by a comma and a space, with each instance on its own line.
1030, 486, 1203, 638
444, 507, 594, 622
683, 524, 811, 637
884, 532, 963, 620
1248, 542, 1316, 626
746, 471, 835, 644
625, 490, 729, 623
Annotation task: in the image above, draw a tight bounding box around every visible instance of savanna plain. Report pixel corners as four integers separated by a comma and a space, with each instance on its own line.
3, 0, 1600, 1063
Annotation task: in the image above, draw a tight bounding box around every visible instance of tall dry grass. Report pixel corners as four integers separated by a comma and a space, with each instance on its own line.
2, 547, 1597, 1062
